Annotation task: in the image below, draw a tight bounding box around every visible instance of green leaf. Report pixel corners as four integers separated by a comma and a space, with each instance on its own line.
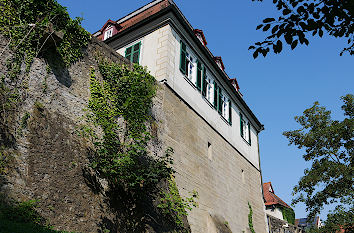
291, 40, 298, 49
283, 9, 291, 15
263, 24, 271, 31
263, 18, 275, 23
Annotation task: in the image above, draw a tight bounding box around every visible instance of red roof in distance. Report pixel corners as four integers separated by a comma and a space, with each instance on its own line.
263, 182, 292, 209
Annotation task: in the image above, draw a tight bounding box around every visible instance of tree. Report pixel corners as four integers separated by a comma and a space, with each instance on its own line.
283, 94, 353, 232
249, 0, 354, 58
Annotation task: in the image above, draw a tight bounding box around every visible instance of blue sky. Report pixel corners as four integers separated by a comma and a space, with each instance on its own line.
57, 0, 353, 220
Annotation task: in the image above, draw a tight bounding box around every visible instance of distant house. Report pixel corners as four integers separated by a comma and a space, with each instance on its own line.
295, 216, 323, 231
263, 182, 295, 224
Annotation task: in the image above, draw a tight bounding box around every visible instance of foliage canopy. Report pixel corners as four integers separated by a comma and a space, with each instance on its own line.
250, 0, 354, 58
283, 94, 353, 232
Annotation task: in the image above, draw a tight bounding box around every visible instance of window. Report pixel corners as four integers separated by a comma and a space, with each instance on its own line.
180, 41, 196, 83
204, 74, 214, 103
186, 53, 194, 81
222, 95, 228, 119
180, 41, 232, 126
125, 42, 141, 64
216, 88, 232, 124
240, 113, 251, 144
104, 26, 113, 40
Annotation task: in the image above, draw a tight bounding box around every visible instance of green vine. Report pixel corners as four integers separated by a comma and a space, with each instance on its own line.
248, 202, 256, 233
158, 174, 198, 230
84, 60, 198, 229
281, 206, 295, 225
0, 0, 91, 79
87, 61, 172, 192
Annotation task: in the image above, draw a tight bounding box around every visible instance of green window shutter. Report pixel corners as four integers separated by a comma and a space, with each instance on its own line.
240, 113, 244, 137
214, 82, 218, 108
228, 100, 232, 125
218, 87, 222, 114
132, 42, 141, 64
180, 41, 187, 74
248, 122, 251, 145
202, 66, 207, 97
196, 61, 202, 91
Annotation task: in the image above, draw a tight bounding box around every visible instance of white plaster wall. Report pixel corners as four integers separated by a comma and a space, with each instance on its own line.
167, 26, 260, 169
116, 27, 160, 76
116, 24, 260, 169
266, 207, 284, 220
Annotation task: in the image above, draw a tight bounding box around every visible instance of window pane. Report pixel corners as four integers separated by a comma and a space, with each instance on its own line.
132, 52, 139, 63
125, 47, 132, 55
182, 42, 186, 51
126, 54, 131, 61
133, 43, 140, 52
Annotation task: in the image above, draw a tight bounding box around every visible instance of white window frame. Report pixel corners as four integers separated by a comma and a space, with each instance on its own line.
240, 114, 251, 144
205, 73, 214, 103
185, 51, 196, 83
222, 95, 228, 119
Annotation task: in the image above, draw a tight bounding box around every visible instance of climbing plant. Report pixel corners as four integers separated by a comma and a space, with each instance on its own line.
281, 206, 295, 225
0, 0, 91, 79
248, 202, 256, 233
158, 174, 199, 230
85, 60, 198, 230
88, 61, 172, 192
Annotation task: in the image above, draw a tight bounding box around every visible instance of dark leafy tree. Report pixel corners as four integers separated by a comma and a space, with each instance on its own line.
283, 94, 353, 231
249, 0, 354, 58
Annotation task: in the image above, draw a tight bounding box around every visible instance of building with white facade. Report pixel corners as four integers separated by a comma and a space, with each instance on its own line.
94, 1, 267, 232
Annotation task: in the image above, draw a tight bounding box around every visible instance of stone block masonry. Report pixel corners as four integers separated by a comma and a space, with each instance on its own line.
0, 31, 267, 232
154, 83, 267, 233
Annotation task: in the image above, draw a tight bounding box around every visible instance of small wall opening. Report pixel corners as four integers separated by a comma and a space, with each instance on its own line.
241, 169, 245, 184
207, 142, 212, 160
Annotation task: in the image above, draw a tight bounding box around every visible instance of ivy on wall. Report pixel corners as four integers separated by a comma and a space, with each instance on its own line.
158, 174, 199, 229
0, 0, 91, 79
0, 1, 90, 231
85, 60, 198, 230
281, 206, 295, 225
248, 202, 256, 233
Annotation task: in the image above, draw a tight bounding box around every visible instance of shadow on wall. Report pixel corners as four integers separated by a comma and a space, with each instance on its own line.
43, 46, 72, 88
84, 159, 191, 233
207, 214, 233, 233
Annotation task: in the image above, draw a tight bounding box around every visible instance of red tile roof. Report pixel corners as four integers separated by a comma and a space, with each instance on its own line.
263, 182, 292, 209
95, 0, 170, 41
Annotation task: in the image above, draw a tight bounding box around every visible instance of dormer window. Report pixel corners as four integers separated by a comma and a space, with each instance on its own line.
214, 56, 225, 71
104, 25, 113, 40
216, 61, 222, 70
193, 29, 207, 46
196, 34, 204, 45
